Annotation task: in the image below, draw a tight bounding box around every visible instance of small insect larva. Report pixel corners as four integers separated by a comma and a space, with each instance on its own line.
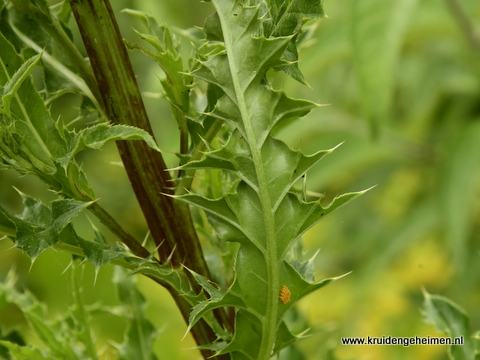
279, 285, 291, 304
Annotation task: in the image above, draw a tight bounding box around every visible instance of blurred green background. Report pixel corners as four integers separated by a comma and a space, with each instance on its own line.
1, 0, 479, 359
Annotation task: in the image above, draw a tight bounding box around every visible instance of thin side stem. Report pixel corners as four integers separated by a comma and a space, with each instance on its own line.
87, 202, 151, 258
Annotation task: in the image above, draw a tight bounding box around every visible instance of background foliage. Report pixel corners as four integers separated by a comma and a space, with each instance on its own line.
1, 0, 479, 359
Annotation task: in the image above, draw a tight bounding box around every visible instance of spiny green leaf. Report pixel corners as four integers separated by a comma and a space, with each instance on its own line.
272, 321, 298, 356
0, 32, 65, 173
0, 192, 91, 260
50, 199, 94, 233
122, 8, 181, 56
5, 0, 97, 108
177, 183, 266, 250
130, 261, 192, 296
0, 52, 42, 116
123, 8, 193, 158
186, 268, 224, 300
423, 290, 476, 360
178, 183, 368, 260
0, 32, 164, 201
288, 241, 317, 283
60, 123, 161, 167
132, 260, 233, 340
182, 131, 338, 207
186, 270, 245, 337
263, 0, 325, 84
124, 36, 188, 107
186, 244, 345, 347
91, 223, 108, 245
264, 0, 325, 35
218, 310, 261, 360
76, 238, 134, 273
0, 32, 96, 200
177, 1, 367, 357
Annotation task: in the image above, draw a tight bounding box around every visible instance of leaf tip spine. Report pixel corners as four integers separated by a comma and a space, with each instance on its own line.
328, 141, 344, 153
334, 271, 352, 281
361, 184, 377, 194
160, 191, 181, 198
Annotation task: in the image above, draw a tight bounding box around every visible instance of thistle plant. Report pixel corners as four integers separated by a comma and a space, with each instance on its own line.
0, 0, 368, 358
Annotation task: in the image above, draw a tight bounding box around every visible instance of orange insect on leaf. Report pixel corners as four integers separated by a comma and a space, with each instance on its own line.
279, 285, 291, 304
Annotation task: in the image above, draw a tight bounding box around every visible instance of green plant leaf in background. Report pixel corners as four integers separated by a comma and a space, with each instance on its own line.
0, 341, 47, 360
439, 121, 480, 277
0, 271, 87, 359
0, 266, 162, 360
69, 264, 99, 360
349, 0, 418, 137
114, 268, 159, 360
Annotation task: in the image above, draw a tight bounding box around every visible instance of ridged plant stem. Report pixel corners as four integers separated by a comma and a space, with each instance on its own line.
69, 1, 230, 357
